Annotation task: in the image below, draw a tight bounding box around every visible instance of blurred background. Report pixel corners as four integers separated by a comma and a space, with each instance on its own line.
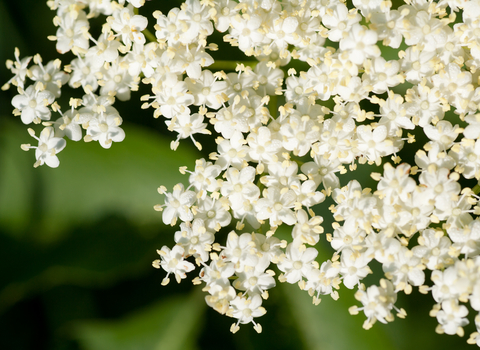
0, 0, 475, 349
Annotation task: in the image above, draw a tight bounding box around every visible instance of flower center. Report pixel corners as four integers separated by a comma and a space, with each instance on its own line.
168, 258, 178, 269
390, 179, 399, 188
293, 261, 303, 270
242, 28, 251, 36
99, 123, 109, 133
294, 86, 303, 95
328, 137, 338, 146
448, 83, 457, 93
296, 131, 306, 141
38, 143, 48, 153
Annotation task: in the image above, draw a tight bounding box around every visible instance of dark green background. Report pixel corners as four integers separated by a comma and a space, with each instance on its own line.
0, 0, 474, 349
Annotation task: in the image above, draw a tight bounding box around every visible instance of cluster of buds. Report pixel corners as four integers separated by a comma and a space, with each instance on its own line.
5, 0, 480, 344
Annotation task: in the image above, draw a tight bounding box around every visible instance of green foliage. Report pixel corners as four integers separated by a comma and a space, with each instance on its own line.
73, 289, 206, 350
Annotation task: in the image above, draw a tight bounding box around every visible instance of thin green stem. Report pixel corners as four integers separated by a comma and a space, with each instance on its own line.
133, 7, 157, 43
143, 28, 157, 43
208, 60, 257, 71
269, 94, 277, 119
473, 183, 480, 195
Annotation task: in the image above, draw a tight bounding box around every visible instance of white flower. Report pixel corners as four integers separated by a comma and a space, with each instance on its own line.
339, 249, 372, 289
166, 112, 210, 150
376, 163, 416, 205
99, 57, 137, 101
153, 245, 195, 284
277, 242, 318, 284
339, 24, 380, 66
185, 70, 227, 109
247, 126, 283, 164
352, 279, 398, 329
174, 219, 214, 262
255, 186, 297, 226
108, 5, 148, 47
229, 14, 266, 54
280, 113, 320, 157
356, 124, 394, 164
383, 246, 425, 294
186, 158, 221, 197
153, 73, 194, 118
221, 231, 258, 272
195, 196, 231, 231
54, 10, 90, 54
177, 0, 214, 44
220, 166, 260, 212
159, 183, 196, 226
28, 58, 69, 98
233, 262, 275, 296
3, 47, 31, 90
12, 85, 55, 124
26, 126, 66, 168
436, 299, 469, 336
322, 3, 361, 42
228, 294, 266, 333
86, 112, 125, 149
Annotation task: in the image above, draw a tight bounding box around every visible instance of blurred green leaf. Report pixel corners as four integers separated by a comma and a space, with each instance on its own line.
280, 282, 399, 350
0, 216, 170, 312
0, 118, 200, 241
0, 118, 36, 235
73, 288, 205, 350
274, 222, 398, 350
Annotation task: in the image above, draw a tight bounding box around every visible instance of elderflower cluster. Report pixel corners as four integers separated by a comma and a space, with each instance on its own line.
5, 0, 480, 343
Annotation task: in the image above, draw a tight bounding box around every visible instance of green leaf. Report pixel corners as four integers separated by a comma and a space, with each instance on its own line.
280, 282, 399, 350
0, 118, 200, 241
275, 223, 398, 350
0, 118, 36, 236
73, 289, 206, 350
0, 215, 173, 312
